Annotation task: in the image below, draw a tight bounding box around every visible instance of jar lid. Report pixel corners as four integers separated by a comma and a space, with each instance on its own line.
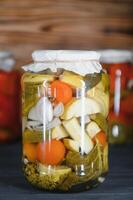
22, 50, 102, 76
0, 51, 15, 72
98, 49, 132, 64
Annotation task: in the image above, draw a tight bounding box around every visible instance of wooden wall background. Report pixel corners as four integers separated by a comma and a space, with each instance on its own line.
0, 0, 133, 68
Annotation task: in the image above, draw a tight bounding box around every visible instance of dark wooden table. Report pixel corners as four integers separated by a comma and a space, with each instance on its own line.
0, 142, 133, 200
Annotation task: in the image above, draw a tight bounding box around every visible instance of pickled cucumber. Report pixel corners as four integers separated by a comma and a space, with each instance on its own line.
22, 83, 41, 115
101, 72, 109, 92
65, 143, 102, 170
23, 129, 43, 143
22, 73, 54, 83
22, 73, 54, 116
102, 143, 108, 173
59, 142, 103, 190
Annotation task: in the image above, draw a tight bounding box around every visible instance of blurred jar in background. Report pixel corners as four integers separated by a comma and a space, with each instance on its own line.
0, 51, 21, 143
99, 50, 133, 144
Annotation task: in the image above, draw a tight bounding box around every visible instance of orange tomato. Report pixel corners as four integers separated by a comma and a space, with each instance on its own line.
51, 80, 72, 104
37, 139, 65, 165
23, 143, 37, 162
93, 131, 107, 146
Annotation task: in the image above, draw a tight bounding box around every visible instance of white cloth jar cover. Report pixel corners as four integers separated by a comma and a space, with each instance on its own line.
98, 49, 132, 64
22, 50, 102, 76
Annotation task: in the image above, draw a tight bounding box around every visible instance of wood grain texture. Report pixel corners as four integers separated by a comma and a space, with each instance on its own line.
0, 0, 133, 68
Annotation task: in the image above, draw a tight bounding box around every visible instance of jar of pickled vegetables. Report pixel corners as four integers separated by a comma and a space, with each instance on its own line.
99, 50, 133, 144
22, 50, 109, 192
0, 51, 21, 142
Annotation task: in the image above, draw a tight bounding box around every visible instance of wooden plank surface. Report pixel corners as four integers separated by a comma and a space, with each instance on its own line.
0, 0, 133, 68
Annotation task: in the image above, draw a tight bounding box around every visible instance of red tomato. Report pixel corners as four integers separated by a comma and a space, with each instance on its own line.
0, 94, 16, 126
127, 65, 133, 80
121, 94, 133, 115
126, 116, 133, 125
0, 71, 21, 96
108, 111, 127, 125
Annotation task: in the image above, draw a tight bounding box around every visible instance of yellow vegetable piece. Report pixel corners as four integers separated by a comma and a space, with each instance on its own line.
63, 118, 94, 154
63, 139, 80, 152
87, 89, 109, 117
52, 125, 69, 140
86, 121, 101, 139
22, 73, 54, 84
60, 71, 83, 88
61, 97, 102, 120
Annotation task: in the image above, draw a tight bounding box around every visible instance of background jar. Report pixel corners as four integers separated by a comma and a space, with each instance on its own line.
99, 50, 133, 144
21, 50, 109, 192
0, 51, 21, 143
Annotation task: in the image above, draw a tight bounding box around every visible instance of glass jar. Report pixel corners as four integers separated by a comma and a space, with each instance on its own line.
99, 50, 133, 144
0, 51, 21, 143
22, 50, 109, 192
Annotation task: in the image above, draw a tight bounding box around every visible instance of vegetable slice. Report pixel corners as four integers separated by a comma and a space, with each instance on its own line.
51, 80, 72, 104
63, 118, 94, 154
60, 71, 83, 88
63, 139, 80, 152
92, 131, 107, 146
37, 139, 66, 165
23, 143, 37, 162
61, 98, 102, 120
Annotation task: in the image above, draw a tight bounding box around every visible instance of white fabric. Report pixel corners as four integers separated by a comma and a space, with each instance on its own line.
22, 50, 102, 76
98, 49, 132, 64
32, 50, 100, 62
